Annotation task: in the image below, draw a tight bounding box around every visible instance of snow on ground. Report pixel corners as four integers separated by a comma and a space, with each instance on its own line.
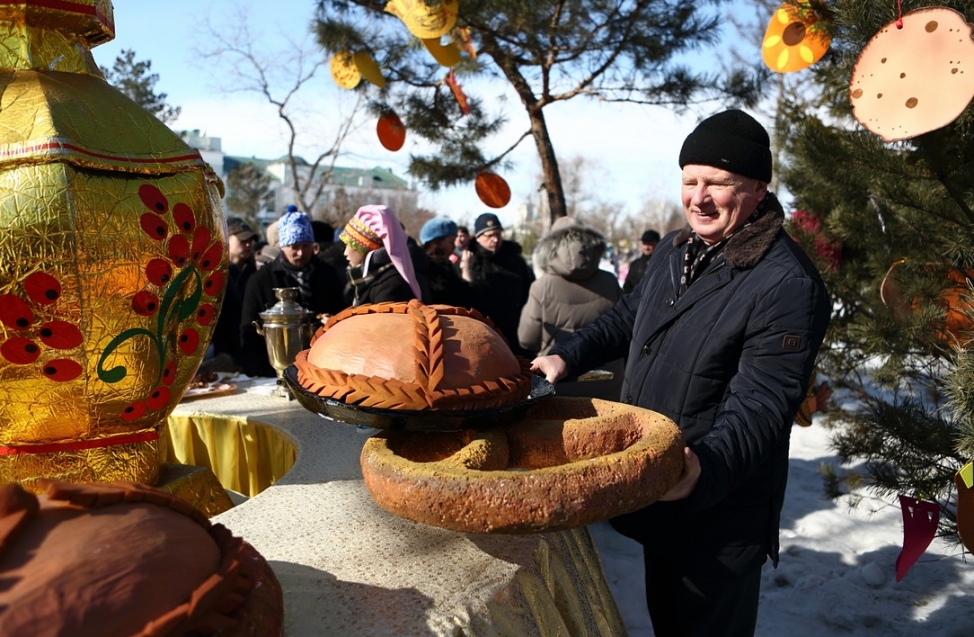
590, 422, 973, 636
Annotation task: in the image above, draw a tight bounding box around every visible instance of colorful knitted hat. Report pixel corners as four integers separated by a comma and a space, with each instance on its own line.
340, 214, 383, 254
278, 210, 315, 247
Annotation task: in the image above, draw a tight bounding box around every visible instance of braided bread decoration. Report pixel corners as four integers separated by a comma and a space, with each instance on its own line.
294, 300, 532, 411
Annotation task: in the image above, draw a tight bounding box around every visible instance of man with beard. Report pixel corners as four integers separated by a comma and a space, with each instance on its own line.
240, 209, 345, 377
419, 217, 473, 308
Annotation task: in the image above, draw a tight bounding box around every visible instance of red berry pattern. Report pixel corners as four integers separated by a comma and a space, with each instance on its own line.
0, 274, 82, 382
106, 183, 225, 420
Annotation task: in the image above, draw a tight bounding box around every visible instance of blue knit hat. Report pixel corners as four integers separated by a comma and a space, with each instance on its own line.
278, 210, 314, 247
420, 217, 459, 245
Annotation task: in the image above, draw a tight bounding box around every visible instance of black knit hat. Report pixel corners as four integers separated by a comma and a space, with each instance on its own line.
474, 212, 503, 237
678, 109, 772, 183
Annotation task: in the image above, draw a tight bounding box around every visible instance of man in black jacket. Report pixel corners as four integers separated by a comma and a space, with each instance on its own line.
459, 213, 534, 356
623, 228, 660, 293
240, 209, 345, 377
532, 110, 830, 636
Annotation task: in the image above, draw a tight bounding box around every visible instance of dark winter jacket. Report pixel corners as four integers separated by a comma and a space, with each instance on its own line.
240, 254, 345, 377
211, 259, 255, 366
348, 246, 430, 307
623, 253, 651, 293
465, 240, 534, 356
426, 257, 474, 308
550, 195, 830, 565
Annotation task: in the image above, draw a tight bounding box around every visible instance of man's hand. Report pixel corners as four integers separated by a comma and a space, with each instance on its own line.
530, 355, 568, 384
659, 447, 701, 501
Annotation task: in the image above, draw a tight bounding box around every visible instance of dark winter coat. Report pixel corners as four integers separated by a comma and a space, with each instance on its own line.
623, 253, 651, 293
426, 257, 474, 308
465, 240, 534, 356
348, 246, 429, 307
550, 196, 830, 565
211, 259, 255, 366
240, 254, 345, 377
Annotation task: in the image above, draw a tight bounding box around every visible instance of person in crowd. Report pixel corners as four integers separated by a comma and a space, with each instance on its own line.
317, 223, 350, 274
451, 225, 470, 264
623, 229, 661, 293
240, 208, 345, 377
255, 214, 281, 269
419, 217, 474, 308
531, 109, 831, 636
340, 204, 427, 307
207, 217, 259, 371
517, 217, 623, 399
459, 212, 534, 356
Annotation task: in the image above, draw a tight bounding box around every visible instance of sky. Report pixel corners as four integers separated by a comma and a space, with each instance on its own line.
592, 419, 974, 636
94, 0, 740, 229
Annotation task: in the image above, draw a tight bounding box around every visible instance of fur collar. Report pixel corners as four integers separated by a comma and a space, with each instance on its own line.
672, 192, 784, 269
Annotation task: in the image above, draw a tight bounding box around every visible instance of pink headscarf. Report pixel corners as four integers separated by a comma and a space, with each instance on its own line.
346, 205, 421, 301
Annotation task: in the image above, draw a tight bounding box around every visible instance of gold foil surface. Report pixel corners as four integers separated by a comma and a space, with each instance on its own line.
157, 462, 235, 518
1, 435, 160, 492
0, 3, 228, 486
0, 0, 115, 55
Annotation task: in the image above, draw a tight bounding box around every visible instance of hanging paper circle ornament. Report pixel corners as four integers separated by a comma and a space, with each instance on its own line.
849, 7, 974, 142
762, 2, 831, 73
376, 111, 406, 151
353, 51, 386, 89
384, 0, 458, 39
475, 172, 511, 209
330, 51, 361, 89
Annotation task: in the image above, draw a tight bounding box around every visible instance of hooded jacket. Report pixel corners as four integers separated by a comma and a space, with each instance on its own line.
550, 195, 830, 565
519, 224, 624, 399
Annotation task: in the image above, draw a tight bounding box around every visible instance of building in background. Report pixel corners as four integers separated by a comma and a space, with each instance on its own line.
179, 130, 417, 231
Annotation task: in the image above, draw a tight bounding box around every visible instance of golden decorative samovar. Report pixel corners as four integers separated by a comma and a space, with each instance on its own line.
0, 0, 227, 489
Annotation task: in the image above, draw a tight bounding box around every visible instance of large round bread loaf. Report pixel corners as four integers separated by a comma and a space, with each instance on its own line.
295, 300, 532, 411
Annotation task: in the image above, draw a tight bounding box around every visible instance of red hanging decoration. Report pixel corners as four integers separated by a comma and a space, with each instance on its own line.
446, 69, 471, 115
895, 495, 939, 582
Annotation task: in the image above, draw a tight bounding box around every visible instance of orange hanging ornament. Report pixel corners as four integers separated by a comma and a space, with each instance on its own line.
762, 2, 831, 73
376, 111, 406, 152
475, 172, 511, 209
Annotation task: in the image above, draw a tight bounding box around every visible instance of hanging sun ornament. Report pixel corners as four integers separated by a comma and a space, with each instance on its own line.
762, 2, 831, 73
385, 0, 459, 39
849, 6, 974, 142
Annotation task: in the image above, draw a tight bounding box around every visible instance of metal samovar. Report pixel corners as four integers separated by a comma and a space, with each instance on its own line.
255, 288, 313, 397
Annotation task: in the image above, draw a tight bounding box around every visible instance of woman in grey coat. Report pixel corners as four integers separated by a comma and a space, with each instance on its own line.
518, 219, 623, 399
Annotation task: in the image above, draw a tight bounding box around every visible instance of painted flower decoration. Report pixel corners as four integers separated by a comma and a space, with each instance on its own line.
0, 271, 83, 382
98, 183, 225, 420
762, 2, 832, 74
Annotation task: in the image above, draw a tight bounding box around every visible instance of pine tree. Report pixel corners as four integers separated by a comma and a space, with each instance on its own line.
779, 0, 974, 543
99, 49, 181, 125
314, 0, 764, 224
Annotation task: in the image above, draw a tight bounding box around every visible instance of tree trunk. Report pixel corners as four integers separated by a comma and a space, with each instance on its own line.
527, 106, 567, 225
